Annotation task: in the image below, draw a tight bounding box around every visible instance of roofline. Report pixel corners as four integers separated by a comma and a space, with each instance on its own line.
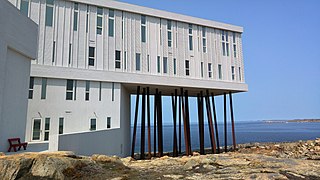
67, 0, 244, 33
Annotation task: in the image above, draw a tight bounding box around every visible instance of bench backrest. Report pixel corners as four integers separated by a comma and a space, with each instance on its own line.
8, 138, 21, 145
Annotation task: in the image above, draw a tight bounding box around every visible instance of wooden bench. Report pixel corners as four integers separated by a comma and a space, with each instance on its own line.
7, 138, 28, 152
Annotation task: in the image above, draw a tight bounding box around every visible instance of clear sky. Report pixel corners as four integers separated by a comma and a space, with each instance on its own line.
125, 0, 320, 122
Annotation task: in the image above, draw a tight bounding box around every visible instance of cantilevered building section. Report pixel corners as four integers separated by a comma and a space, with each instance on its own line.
9, 0, 247, 157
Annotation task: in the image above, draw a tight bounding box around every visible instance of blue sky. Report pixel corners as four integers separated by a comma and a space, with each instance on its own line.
124, 0, 320, 122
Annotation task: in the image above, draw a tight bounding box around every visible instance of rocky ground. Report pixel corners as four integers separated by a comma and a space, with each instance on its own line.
0, 138, 319, 180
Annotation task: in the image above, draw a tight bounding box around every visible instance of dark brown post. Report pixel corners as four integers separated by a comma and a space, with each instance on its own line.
199, 91, 205, 154
171, 90, 178, 157
131, 86, 140, 158
229, 92, 236, 150
211, 93, 220, 153
178, 93, 182, 154
181, 88, 189, 155
184, 90, 192, 154
205, 90, 216, 154
140, 88, 146, 159
224, 93, 227, 152
153, 89, 158, 157
147, 87, 151, 158
158, 91, 163, 157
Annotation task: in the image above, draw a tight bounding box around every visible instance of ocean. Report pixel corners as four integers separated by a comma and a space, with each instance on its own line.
131, 121, 320, 153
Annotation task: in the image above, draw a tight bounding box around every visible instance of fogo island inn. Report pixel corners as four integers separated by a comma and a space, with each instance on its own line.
8, 0, 247, 157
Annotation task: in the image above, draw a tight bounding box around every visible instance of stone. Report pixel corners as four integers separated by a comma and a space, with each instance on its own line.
183, 159, 198, 170
192, 152, 200, 156
92, 154, 123, 165
0, 152, 4, 156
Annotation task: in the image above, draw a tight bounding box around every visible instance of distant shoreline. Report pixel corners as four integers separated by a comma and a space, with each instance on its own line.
263, 119, 320, 123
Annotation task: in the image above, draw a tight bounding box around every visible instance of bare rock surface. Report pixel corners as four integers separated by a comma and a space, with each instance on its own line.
0, 138, 319, 179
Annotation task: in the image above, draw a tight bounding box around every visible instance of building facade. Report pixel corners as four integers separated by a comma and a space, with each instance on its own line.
8, 0, 247, 156
0, 0, 38, 152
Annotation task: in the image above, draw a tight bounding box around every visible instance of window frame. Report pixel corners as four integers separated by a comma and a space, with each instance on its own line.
88, 46, 95, 66
115, 50, 121, 69
185, 60, 190, 76
96, 7, 103, 35
108, 9, 114, 37
45, 0, 54, 27
90, 118, 97, 131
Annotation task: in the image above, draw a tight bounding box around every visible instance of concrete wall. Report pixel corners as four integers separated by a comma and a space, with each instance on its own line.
0, 0, 37, 152
58, 128, 129, 157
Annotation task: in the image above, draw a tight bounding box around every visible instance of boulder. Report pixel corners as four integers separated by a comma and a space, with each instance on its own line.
183, 159, 199, 170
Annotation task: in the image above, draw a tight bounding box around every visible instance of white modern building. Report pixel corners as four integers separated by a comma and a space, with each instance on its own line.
7, 0, 248, 157
0, 0, 38, 153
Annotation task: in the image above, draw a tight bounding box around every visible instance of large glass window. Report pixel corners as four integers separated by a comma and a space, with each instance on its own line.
136, 53, 141, 71
59, 117, 64, 134
185, 60, 190, 76
41, 78, 47, 99
108, 9, 114, 37
163, 57, 168, 74
28, 77, 34, 99
115, 50, 121, 69
85, 81, 90, 101
45, 0, 54, 27
90, 118, 96, 131
97, 7, 103, 34
88, 47, 95, 66
44, 118, 50, 141
188, 24, 193, 51
141, 15, 146, 42
73, 3, 78, 31
20, 0, 29, 17
66, 79, 74, 100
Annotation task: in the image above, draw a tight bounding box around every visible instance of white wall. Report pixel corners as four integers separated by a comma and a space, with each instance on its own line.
0, 0, 37, 152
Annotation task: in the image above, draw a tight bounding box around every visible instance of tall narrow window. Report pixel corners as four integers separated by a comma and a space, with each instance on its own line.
86, 5, 89, 33
201, 62, 204, 78
85, 81, 90, 101
121, 12, 124, 39
66, 79, 74, 100
88, 47, 95, 66
115, 50, 121, 69
99, 82, 102, 101
90, 118, 96, 131
28, 77, 34, 99
173, 58, 177, 75
112, 82, 114, 101
160, 19, 162, 45
97, 7, 103, 35
107, 117, 111, 129
59, 117, 64, 134
108, 9, 114, 37
163, 57, 168, 74
221, 30, 229, 56
188, 24, 193, 51
157, 56, 161, 73
45, 0, 54, 27
147, 55, 150, 72
202, 27, 207, 53
185, 60, 190, 76
52, 41, 56, 62
233, 32, 236, 43
73, 3, 78, 31
20, 0, 29, 16
41, 78, 47, 99
68, 44, 72, 65
74, 80, 77, 100
44, 118, 50, 141
167, 20, 172, 47
231, 66, 235, 80
124, 51, 127, 70
239, 67, 242, 81
136, 53, 141, 71
141, 15, 146, 42
208, 63, 212, 78
233, 32, 237, 58
218, 64, 222, 80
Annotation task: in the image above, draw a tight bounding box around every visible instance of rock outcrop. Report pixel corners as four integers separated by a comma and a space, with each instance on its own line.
0, 138, 319, 179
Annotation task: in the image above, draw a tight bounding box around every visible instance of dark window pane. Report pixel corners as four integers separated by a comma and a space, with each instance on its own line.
141, 26, 146, 42
59, 118, 64, 134
157, 56, 160, 73
115, 61, 121, 69
141, 15, 146, 24
73, 12, 78, 31
20, 0, 29, 16
173, 58, 176, 75
109, 9, 114, 17
66, 92, 73, 100
136, 53, 140, 71
89, 58, 94, 66
85, 93, 89, 101
29, 77, 34, 89
46, 0, 54, 5
189, 36, 193, 50
97, 17, 102, 27
97, 7, 103, 15
41, 78, 47, 99
97, 28, 102, 35
45, 118, 50, 130
28, 90, 33, 99
115, 50, 121, 60
89, 47, 95, 57
167, 20, 171, 30
45, 6, 53, 27
108, 19, 114, 37
66, 80, 73, 90
163, 57, 167, 73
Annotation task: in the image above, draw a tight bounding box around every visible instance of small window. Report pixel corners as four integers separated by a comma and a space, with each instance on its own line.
233, 32, 236, 43
85, 81, 90, 101
20, 0, 29, 17
115, 50, 121, 69
222, 42, 226, 56
226, 43, 230, 56
52, 41, 56, 62
173, 58, 177, 75
108, 9, 114, 37
59, 117, 64, 134
73, 3, 78, 31
157, 56, 161, 73
28, 77, 34, 99
218, 64, 222, 80
88, 47, 95, 66
41, 78, 47, 99
90, 118, 96, 131
208, 63, 212, 78
66, 79, 74, 100
136, 53, 141, 71
141, 15, 146, 42
99, 82, 102, 101
201, 62, 204, 78
68, 44, 72, 65
147, 55, 150, 72
233, 44, 237, 58
231, 66, 235, 80
112, 82, 114, 101
107, 117, 111, 129
44, 117, 50, 141
97, 7, 103, 34
185, 60, 190, 76
163, 57, 168, 74
45, 0, 54, 27
189, 36, 193, 51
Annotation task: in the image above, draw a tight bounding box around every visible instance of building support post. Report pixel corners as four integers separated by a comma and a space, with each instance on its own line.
197, 92, 205, 155
184, 90, 192, 155
181, 88, 189, 155
140, 88, 146, 159
171, 90, 178, 157
178, 93, 182, 154
131, 86, 140, 158
157, 92, 163, 157
211, 93, 220, 153
205, 90, 216, 154
224, 93, 227, 152
147, 87, 151, 158
229, 92, 236, 150
153, 89, 158, 157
